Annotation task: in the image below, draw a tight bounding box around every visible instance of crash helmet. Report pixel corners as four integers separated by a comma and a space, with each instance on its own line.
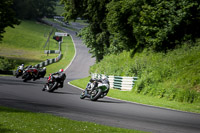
43, 67, 46, 70
59, 69, 63, 72
90, 78, 95, 82
102, 75, 108, 80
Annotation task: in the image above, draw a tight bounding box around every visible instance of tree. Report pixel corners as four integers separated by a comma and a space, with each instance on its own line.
0, 0, 20, 41
61, 0, 200, 61
61, 0, 111, 62
13, 0, 57, 20
106, 0, 138, 53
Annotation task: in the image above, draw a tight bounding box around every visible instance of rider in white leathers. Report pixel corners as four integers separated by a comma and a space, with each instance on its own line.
86, 76, 110, 97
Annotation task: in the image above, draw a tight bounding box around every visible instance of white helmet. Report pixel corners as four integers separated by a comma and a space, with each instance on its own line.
43, 67, 46, 70
102, 75, 107, 80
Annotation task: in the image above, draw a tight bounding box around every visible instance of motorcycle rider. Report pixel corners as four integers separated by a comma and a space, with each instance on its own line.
15, 64, 24, 78
51, 69, 66, 88
42, 69, 66, 91
18, 64, 24, 70
28, 67, 39, 81
99, 76, 110, 97
37, 67, 46, 78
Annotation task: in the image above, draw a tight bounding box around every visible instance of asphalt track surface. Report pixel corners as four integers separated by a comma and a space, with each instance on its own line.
0, 23, 200, 133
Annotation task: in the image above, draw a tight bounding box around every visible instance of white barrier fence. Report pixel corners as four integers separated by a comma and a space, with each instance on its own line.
91, 73, 138, 91
34, 41, 63, 68
34, 52, 62, 68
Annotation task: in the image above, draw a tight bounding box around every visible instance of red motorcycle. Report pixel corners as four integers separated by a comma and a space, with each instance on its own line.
22, 67, 46, 82
22, 68, 38, 82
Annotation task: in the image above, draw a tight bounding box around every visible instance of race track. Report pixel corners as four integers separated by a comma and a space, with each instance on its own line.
0, 24, 200, 133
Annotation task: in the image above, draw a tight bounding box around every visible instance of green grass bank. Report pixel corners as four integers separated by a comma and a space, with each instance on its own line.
0, 106, 144, 133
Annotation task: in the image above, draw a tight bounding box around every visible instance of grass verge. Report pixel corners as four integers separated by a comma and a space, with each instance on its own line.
0, 106, 144, 133
70, 77, 200, 114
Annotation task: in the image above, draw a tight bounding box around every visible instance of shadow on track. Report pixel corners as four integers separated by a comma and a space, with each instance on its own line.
49, 91, 80, 95
81, 98, 127, 104
0, 98, 64, 110
0, 77, 45, 86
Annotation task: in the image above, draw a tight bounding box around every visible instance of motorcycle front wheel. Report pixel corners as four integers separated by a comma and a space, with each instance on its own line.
90, 88, 102, 101
80, 90, 86, 99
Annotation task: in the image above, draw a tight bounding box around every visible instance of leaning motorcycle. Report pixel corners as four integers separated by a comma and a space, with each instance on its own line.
15, 68, 23, 78
42, 74, 62, 92
22, 68, 38, 82
33, 67, 46, 81
21, 70, 33, 82
80, 82, 109, 101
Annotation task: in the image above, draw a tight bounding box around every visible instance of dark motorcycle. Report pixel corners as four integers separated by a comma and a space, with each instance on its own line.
42, 74, 64, 92
22, 67, 46, 82
22, 70, 33, 82
34, 68, 46, 80
80, 81, 109, 101
22, 68, 38, 82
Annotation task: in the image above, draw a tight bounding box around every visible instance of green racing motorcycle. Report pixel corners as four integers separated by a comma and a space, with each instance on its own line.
80, 79, 110, 101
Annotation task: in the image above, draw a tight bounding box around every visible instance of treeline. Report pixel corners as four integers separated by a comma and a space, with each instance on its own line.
61, 0, 200, 61
0, 0, 58, 41
13, 0, 57, 19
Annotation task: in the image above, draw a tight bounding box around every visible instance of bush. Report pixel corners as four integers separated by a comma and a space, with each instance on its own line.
0, 57, 16, 71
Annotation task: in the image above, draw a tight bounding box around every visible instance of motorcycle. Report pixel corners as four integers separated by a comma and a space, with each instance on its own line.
22, 68, 38, 82
80, 80, 110, 101
22, 67, 46, 82
15, 68, 23, 78
42, 74, 64, 92
34, 67, 46, 80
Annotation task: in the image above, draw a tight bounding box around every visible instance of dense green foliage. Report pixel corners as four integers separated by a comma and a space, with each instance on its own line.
90, 42, 200, 103
13, 0, 57, 19
61, 0, 200, 61
61, 0, 110, 61
0, 57, 16, 71
0, 0, 20, 41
